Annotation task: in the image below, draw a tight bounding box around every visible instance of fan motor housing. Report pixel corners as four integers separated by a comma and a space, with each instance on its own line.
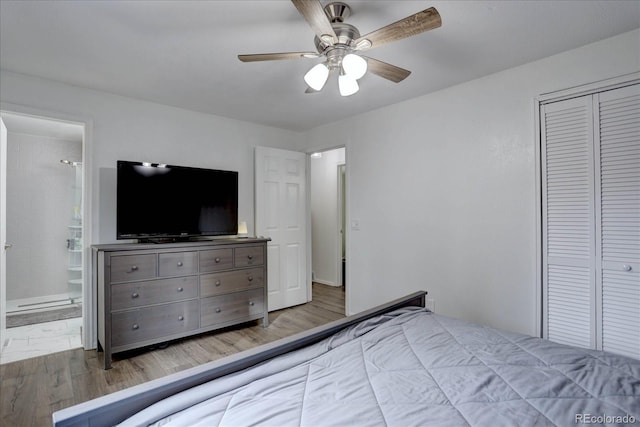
314, 22, 360, 56
312, 3, 362, 68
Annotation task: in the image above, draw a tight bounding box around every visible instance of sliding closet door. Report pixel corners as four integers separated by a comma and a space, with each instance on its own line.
542, 96, 596, 349
595, 85, 640, 359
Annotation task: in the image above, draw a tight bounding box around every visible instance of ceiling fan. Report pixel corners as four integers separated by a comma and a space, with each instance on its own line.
238, 1, 441, 96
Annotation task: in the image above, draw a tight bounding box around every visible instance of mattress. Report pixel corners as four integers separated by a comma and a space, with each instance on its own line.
120, 307, 640, 426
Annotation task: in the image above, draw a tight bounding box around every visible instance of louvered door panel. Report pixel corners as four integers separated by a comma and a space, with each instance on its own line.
547, 265, 592, 347
602, 271, 640, 357
542, 96, 595, 348
597, 85, 640, 359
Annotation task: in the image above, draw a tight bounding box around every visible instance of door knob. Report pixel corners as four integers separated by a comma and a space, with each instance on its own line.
623, 265, 632, 272
4, 243, 12, 250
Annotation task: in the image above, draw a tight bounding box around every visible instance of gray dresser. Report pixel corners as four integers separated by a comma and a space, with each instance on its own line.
93, 238, 269, 369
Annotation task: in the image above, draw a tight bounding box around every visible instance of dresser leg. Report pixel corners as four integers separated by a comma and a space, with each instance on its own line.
104, 349, 112, 370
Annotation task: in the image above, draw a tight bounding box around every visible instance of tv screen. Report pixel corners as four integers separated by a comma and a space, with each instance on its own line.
117, 161, 238, 240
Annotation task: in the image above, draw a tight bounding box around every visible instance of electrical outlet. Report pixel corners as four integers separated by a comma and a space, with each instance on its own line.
426, 299, 435, 312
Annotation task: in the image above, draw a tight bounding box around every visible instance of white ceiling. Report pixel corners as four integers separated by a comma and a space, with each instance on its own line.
1, 1, 638, 131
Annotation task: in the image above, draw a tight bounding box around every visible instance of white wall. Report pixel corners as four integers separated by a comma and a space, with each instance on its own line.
0, 71, 302, 245
305, 29, 640, 336
6, 131, 82, 300
310, 148, 345, 286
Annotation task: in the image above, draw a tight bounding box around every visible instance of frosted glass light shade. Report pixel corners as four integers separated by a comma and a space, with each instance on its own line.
338, 74, 359, 96
304, 63, 330, 91
342, 54, 367, 80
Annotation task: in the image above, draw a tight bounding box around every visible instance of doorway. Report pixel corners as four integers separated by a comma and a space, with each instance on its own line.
0, 111, 85, 364
310, 147, 346, 313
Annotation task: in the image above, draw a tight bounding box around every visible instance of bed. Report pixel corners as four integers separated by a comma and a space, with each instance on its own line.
53, 291, 640, 426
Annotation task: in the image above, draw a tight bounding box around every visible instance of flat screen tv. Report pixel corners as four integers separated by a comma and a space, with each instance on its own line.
116, 160, 238, 240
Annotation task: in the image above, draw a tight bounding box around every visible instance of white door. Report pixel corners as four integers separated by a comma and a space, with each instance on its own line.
595, 84, 640, 359
541, 83, 640, 359
0, 118, 7, 355
255, 147, 308, 311
541, 96, 596, 349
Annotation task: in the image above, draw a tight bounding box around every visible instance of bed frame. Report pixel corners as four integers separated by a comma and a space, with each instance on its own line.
53, 291, 426, 427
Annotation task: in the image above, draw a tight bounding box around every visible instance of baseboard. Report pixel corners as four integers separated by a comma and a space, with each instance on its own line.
7, 304, 82, 328
313, 279, 340, 287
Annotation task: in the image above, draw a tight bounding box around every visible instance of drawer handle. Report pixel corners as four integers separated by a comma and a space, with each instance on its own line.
247, 255, 253, 261
623, 265, 632, 272
215, 280, 221, 287
248, 276, 254, 282
131, 265, 138, 271
132, 324, 139, 330
178, 315, 184, 321
249, 301, 255, 306
215, 308, 221, 313
177, 261, 183, 267
131, 292, 139, 299
177, 287, 183, 292
215, 257, 221, 263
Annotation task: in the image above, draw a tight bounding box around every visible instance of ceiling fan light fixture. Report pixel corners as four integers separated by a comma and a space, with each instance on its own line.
304, 63, 330, 91
342, 53, 367, 80
338, 73, 359, 96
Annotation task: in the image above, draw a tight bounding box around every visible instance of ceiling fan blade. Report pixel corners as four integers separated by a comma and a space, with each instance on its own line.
364, 57, 411, 83
291, 0, 337, 45
354, 7, 441, 51
238, 52, 319, 62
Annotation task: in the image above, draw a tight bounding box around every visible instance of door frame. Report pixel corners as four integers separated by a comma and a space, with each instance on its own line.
0, 102, 95, 349
1, 117, 7, 355
307, 146, 350, 314
336, 162, 346, 288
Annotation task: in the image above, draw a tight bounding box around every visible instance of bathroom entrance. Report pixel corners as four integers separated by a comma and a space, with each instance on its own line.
0, 111, 85, 363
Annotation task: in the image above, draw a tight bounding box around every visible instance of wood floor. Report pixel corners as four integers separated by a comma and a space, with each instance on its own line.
0, 283, 345, 427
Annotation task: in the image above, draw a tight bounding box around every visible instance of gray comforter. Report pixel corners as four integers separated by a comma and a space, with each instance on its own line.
120, 307, 640, 426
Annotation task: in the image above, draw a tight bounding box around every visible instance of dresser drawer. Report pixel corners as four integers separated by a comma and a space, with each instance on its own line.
110, 254, 157, 283
234, 246, 264, 267
201, 288, 264, 327
111, 300, 199, 347
159, 251, 198, 277
200, 248, 233, 272
200, 268, 264, 297
111, 276, 198, 311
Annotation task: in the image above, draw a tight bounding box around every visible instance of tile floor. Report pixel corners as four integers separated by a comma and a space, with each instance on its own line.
0, 317, 82, 364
